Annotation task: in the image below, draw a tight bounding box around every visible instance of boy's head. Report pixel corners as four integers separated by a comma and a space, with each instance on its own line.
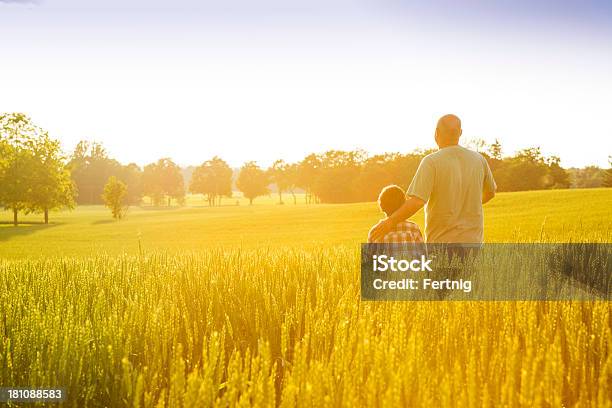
378, 185, 406, 217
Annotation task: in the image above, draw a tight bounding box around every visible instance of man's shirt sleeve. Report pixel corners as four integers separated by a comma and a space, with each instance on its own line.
406, 157, 434, 202
483, 159, 497, 193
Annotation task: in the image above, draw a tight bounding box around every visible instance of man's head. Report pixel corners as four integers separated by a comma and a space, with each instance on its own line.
378, 185, 406, 217
435, 114, 462, 148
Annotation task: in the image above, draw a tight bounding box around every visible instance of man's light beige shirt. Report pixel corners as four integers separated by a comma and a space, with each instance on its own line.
407, 145, 496, 243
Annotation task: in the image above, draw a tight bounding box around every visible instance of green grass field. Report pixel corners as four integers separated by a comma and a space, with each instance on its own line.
1, 188, 610, 259
0, 188, 610, 407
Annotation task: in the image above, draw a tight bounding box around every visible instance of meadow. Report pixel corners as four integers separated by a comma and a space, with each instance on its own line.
0, 188, 610, 259
0, 188, 610, 407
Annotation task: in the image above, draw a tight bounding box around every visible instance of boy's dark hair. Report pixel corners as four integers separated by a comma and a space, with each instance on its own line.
378, 185, 406, 217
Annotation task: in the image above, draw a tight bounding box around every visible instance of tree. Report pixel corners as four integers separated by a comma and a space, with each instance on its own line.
488, 139, 502, 161
545, 156, 569, 189
27, 133, 75, 224
568, 166, 605, 188
0, 113, 74, 225
355, 154, 396, 202
312, 150, 365, 203
604, 157, 612, 188
69, 141, 122, 205
102, 176, 128, 219
493, 147, 548, 192
0, 114, 36, 225
118, 163, 143, 205
296, 154, 321, 204
236, 161, 269, 205
285, 163, 299, 205
267, 159, 291, 204
143, 158, 185, 206
189, 156, 233, 206
465, 138, 487, 152
0, 145, 34, 226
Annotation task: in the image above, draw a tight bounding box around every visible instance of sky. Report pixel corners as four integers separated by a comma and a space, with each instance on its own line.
1, 0, 611, 168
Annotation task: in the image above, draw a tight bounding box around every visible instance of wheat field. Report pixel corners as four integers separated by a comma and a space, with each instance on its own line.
0, 189, 611, 407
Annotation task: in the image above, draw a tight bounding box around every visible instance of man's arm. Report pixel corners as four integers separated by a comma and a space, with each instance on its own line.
482, 159, 496, 204
482, 190, 495, 204
369, 196, 425, 242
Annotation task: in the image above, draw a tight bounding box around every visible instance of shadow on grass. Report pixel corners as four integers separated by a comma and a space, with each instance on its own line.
91, 219, 118, 225
138, 206, 184, 211
0, 222, 59, 241
187, 204, 242, 209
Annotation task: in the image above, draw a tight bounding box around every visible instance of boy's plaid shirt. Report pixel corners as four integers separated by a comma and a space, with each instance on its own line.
366, 220, 425, 261
376, 220, 424, 244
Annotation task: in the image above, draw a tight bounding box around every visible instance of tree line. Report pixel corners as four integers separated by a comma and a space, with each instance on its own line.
1, 113, 611, 223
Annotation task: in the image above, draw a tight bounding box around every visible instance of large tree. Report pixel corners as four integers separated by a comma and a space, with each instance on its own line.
143, 158, 185, 206
0, 144, 34, 226
27, 132, 75, 224
236, 161, 269, 205
189, 156, 233, 206
0, 114, 35, 225
0, 113, 74, 225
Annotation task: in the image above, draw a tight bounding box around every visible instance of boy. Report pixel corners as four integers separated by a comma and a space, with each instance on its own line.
368, 185, 424, 244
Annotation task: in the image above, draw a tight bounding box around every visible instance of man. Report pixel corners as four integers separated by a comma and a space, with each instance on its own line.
369, 114, 496, 244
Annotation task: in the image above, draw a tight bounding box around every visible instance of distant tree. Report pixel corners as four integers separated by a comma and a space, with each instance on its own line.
488, 139, 503, 161
143, 158, 185, 206
181, 166, 195, 189
0, 145, 34, 226
465, 138, 487, 152
118, 163, 143, 205
355, 154, 395, 202
102, 176, 128, 219
69, 141, 122, 204
27, 133, 76, 224
493, 147, 550, 192
296, 154, 321, 204
0, 114, 36, 225
568, 166, 605, 189
313, 150, 365, 203
189, 156, 233, 206
604, 156, 612, 188
545, 156, 569, 189
0, 113, 74, 225
285, 163, 299, 205
236, 161, 269, 205
268, 159, 291, 204
387, 152, 424, 187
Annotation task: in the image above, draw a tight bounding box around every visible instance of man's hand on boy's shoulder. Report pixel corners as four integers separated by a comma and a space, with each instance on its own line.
369, 218, 393, 243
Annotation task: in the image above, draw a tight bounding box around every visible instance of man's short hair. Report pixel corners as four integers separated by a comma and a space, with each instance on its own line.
378, 185, 406, 217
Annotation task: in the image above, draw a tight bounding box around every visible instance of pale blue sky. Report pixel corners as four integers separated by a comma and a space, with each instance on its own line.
1, 0, 611, 167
